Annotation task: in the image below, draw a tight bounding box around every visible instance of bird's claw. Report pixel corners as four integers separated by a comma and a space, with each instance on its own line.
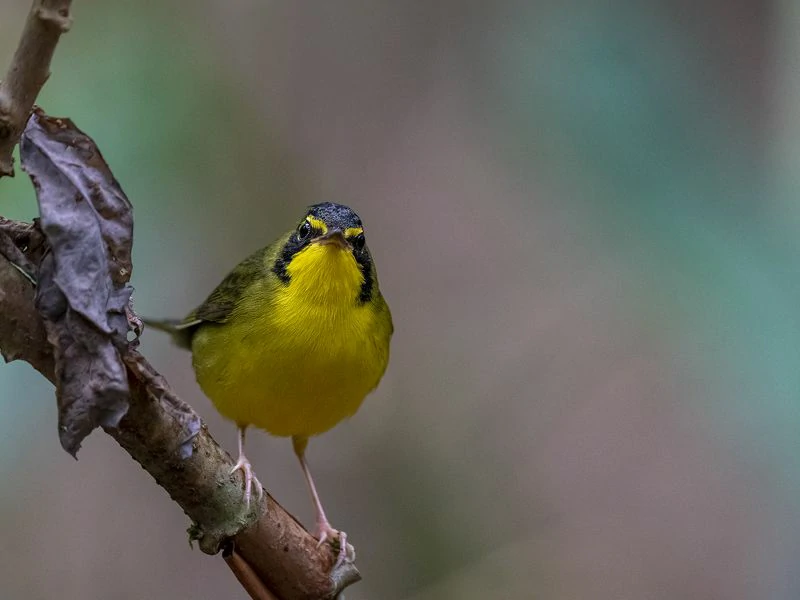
230, 456, 263, 509
315, 522, 353, 569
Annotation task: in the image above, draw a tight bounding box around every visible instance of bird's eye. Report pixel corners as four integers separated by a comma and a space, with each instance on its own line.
352, 233, 365, 251
297, 221, 312, 240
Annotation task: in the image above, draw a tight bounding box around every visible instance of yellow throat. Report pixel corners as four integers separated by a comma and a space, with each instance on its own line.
284, 238, 365, 309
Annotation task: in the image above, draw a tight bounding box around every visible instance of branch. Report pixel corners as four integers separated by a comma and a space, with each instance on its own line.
0, 219, 360, 599
0, 3, 360, 596
0, 0, 72, 177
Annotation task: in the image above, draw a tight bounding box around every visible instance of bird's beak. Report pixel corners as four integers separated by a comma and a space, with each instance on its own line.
315, 228, 349, 249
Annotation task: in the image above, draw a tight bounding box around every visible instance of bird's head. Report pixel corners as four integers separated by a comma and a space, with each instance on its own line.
297, 202, 366, 253
274, 203, 375, 304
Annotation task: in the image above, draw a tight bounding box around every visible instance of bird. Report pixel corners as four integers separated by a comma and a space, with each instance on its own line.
145, 202, 392, 560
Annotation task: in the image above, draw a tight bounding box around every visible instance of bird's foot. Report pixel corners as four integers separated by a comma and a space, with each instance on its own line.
230, 455, 263, 509
315, 520, 354, 569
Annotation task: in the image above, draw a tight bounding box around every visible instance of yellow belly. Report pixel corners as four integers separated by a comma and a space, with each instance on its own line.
190, 244, 391, 438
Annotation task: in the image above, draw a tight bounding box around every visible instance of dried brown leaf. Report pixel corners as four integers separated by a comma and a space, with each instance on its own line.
20, 109, 134, 456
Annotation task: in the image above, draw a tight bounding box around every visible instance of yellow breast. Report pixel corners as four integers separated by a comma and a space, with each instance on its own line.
190, 242, 391, 438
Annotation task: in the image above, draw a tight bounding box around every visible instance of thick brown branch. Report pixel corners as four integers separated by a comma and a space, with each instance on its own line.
0, 0, 72, 177
0, 220, 359, 600
0, 218, 50, 375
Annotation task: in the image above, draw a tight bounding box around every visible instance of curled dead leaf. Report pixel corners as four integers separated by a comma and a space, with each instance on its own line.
20, 109, 133, 456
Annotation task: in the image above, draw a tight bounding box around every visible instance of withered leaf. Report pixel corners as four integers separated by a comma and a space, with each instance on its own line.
20, 109, 133, 456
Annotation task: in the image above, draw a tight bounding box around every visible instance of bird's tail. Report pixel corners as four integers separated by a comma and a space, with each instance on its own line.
142, 317, 196, 350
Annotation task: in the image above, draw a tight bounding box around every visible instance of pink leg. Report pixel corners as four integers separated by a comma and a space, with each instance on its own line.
230, 426, 263, 509
292, 436, 348, 567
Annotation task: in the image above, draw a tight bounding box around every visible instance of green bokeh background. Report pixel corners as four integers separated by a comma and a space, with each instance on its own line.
2, 1, 800, 598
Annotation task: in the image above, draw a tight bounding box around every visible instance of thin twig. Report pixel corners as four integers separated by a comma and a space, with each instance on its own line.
0, 0, 73, 177
0, 230, 36, 283
223, 543, 280, 600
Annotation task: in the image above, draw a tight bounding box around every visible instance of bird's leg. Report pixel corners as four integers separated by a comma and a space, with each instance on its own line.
292, 435, 349, 567
230, 426, 263, 509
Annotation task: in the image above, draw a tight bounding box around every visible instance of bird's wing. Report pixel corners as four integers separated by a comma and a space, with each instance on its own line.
186, 249, 267, 325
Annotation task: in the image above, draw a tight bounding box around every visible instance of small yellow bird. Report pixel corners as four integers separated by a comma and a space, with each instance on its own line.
147, 202, 392, 555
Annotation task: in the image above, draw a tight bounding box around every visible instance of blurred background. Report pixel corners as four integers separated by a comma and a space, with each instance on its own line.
2, 0, 800, 598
